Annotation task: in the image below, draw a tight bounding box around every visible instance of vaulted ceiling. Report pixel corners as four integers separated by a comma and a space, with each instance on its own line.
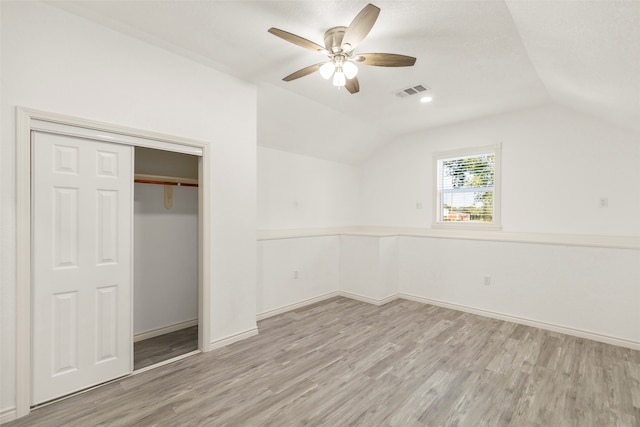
53, 1, 640, 164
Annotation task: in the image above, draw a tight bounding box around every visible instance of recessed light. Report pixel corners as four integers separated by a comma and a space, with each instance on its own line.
420, 96, 433, 103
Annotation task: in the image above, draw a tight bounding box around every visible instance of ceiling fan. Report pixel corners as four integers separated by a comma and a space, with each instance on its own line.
268, 3, 416, 94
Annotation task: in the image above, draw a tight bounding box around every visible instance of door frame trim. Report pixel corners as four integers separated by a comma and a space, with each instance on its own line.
15, 107, 212, 418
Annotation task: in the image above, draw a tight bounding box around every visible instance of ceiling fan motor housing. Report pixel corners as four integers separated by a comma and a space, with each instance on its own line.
324, 26, 347, 52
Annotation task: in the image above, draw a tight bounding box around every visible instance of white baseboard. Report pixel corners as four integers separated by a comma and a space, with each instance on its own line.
1, 407, 17, 423
209, 327, 259, 351
398, 293, 640, 351
217, 291, 640, 352
257, 291, 340, 321
134, 319, 198, 343
338, 290, 399, 306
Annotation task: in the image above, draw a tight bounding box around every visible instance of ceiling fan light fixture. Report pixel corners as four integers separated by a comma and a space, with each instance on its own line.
343, 61, 358, 79
269, 3, 416, 95
333, 69, 346, 87
319, 62, 336, 79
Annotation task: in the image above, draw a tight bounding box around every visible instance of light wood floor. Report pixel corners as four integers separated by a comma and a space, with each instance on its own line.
8, 297, 640, 426
134, 325, 198, 371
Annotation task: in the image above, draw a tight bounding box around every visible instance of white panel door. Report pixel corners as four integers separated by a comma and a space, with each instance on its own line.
32, 131, 132, 405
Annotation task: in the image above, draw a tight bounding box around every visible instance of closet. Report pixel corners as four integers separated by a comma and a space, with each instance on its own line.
25, 112, 208, 409
133, 147, 199, 370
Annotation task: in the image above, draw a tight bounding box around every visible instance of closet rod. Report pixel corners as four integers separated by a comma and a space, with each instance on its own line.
134, 173, 198, 187
134, 178, 198, 187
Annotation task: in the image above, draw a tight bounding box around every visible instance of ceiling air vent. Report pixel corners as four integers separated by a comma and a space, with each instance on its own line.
396, 84, 429, 98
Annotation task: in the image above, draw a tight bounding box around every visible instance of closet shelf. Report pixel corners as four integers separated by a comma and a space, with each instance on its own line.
134, 173, 198, 187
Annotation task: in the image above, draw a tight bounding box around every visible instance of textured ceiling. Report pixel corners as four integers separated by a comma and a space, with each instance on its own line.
51, 1, 640, 164
506, 1, 640, 134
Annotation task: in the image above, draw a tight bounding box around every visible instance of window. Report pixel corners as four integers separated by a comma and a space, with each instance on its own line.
434, 145, 501, 229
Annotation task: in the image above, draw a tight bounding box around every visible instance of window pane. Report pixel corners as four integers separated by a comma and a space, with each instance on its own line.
442, 155, 494, 190
441, 191, 493, 222
436, 149, 497, 225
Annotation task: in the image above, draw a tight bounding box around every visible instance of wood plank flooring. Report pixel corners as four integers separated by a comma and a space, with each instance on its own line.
8, 297, 640, 426
134, 325, 199, 371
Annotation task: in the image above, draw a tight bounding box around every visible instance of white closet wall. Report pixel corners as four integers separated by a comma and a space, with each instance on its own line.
134, 148, 198, 335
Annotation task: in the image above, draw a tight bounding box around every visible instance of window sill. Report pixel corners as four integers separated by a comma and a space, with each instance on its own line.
432, 222, 502, 231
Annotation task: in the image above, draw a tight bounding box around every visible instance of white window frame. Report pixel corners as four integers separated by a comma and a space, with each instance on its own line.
432, 144, 502, 230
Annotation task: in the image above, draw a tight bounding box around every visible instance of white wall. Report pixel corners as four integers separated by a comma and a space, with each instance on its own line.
399, 237, 640, 344
258, 231, 639, 346
339, 236, 398, 302
1, 1, 256, 413
257, 147, 360, 230
361, 104, 640, 236
134, 184, 198, 335
257, 236, 339, 316
256, 147, 359, 316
